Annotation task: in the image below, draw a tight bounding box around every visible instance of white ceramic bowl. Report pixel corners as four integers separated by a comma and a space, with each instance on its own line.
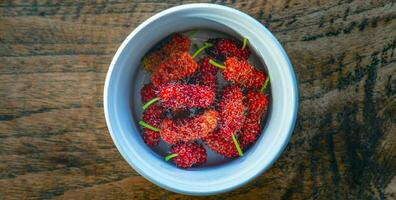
104, 3, 298, 196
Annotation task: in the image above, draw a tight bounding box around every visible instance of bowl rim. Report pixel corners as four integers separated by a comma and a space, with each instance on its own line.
104, 3, 298, 196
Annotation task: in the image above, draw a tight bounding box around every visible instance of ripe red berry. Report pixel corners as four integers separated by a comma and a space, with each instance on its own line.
240, 113, 261, 146
140, 83, 157, 104
195, 72, 217, 91
158, 83, 215, 111
218, 86, 246, 140
204, 131, 241, 158
143, 50, 165, 72
142, 104, 165, 147
222, 57, 266, 89
205, 38, 250, 61
240, 91, 269, 145
162, 33, 191, 55
143, 129, 161, 147
143, 34, 191, 72
199, 56, 218, 75
160, 110, 219, 144
245, 91, 269, 118
169, 142, 207, 168
151, 52, 198, 87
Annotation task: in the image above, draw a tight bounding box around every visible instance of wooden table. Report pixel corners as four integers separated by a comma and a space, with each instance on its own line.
1, 0, 395, 199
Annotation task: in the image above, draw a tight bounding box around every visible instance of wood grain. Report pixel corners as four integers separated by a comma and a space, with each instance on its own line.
1, 0, 395, 199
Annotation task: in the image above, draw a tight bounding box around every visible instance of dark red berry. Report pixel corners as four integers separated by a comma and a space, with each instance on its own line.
140, 83, 157, 104
205, 38, 250, 61
169, 142, 207, 168
204, 131, 241, 158
240, 113, 261, 146
195, 72, 217, 91
143, 130, 161, 147
142, 104, 165, 147
160, 110, 219, 144
199, 56, 218, 75
240, 91, 269, 146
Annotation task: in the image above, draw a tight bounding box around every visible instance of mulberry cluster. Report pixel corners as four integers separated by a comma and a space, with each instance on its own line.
138, 33, 271, 168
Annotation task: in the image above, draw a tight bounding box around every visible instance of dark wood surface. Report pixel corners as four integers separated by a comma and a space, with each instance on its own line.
1, 0, 395, 199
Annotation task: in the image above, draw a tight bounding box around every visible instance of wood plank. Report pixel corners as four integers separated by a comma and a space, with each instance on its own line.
0, 0, 395, 199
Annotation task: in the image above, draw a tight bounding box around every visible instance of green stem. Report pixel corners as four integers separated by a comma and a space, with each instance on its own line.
192, 43, 213, 58
165, 153, 178, 161
242, 37, 248, 50
139, 121, 161, 132
142, 97, 159, 110
209, 59, 226, 69
231, 133, 244, 157
260, 77, 270, 93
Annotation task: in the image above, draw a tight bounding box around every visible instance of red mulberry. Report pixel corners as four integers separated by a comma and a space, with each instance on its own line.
142, 104, 165, 146
166, 142, 207, 168
151, 52, 198, 87
160, 110, 219, 144
140, 83, 157, 104
204, 132, 241, 158
143, 34, 191, 72
195, 72, 217, 91
158, 83, 215, 111
240, 91, 269, 145
245, 91, 269, 118
199, 56, 218, 75
240, 113, 261, 146
205, 38, 250, 61
162, 33, 191, 55
222, 57, 266, 89
218, 86, 246, 140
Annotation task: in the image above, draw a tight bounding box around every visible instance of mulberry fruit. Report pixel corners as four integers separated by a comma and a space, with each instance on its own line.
199, 56, 218, 75
143, 34, 191, 72
204, 132, 241, 158
157, 83, 215, 111
222, 57, 266, 89
141, 104, 165, 146
140, 83, 157, 104
166, 142, 207, 168
160, 110, 219, 144
218, 86, 246, 140
205, 38, 250, 61
240, 113, 261, 146
151, 52, 198, 87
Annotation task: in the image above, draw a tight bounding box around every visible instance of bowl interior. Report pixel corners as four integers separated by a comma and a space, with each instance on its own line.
130, 29, 272, 167
105, 4, 297, 195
